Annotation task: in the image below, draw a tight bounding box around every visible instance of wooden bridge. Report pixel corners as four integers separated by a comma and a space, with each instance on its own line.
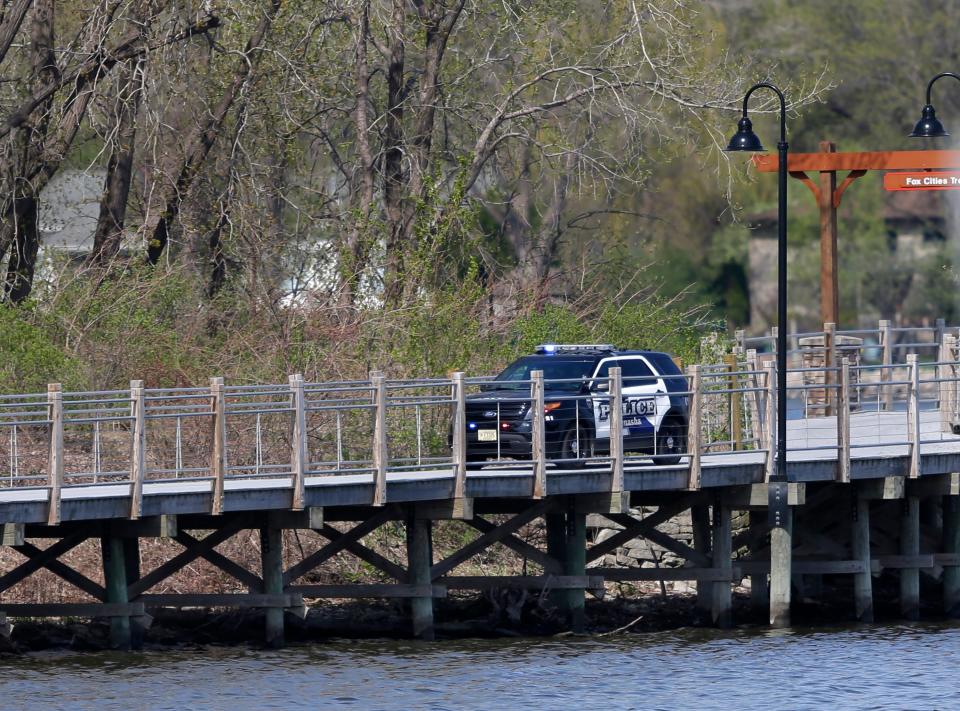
1, 321, 960, 648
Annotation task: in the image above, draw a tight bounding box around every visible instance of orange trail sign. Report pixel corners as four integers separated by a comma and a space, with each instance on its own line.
884, 171, 960, 191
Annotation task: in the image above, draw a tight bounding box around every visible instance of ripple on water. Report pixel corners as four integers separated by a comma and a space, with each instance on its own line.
3, 623, 960, 710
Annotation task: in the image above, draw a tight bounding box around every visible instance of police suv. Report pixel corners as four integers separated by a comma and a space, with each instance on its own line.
465, 344, 689, 466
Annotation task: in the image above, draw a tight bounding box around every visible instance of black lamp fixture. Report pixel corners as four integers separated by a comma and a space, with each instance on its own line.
725, 82, 789, 530
910, 72, 960, 138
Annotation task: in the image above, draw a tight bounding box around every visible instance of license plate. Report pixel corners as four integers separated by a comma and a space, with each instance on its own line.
478, 429, 498, 442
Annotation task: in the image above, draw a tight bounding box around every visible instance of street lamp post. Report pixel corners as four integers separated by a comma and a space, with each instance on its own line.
726, 83, 789, 528
909, 72, 960, 138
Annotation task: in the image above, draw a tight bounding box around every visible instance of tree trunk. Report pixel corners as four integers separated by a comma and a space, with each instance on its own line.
4, 0, 55, 303
380, 0, 407, 308
143, 0, 280, 265
90, 2, 153, 267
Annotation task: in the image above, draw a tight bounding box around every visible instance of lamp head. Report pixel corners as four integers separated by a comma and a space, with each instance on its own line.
910, 104, 948, 138
725, 116, 765, 152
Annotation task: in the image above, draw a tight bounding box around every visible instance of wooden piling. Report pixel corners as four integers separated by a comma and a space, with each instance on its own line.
943, 495, 960, 616
769, 506, 792, 628
260, 525, 285, 647
101, 536, 131, 650
406, 515, 435, 640
565, 510, 587, 634
545, 509, 585, 632
748, 510, 769, 616
711, 498, 732, 628
851, 490, 874, 622
900, 495, 921, 620
123, 537, 143, 649
692, 504, 712, 613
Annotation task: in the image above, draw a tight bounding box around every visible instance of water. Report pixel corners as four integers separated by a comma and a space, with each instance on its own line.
3, 622, 960, 710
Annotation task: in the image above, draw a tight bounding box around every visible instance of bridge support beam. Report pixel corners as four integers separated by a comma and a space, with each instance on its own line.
101, 536, 132, 650
851, 489, 874, 622
900, 495, 921, 620
406, 515, 435, 640
944, 495, 960, 616
711, 498, 732, 628
260, 524, 285, 648
769, 507, 792, 628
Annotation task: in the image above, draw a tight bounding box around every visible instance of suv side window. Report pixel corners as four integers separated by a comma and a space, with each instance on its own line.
593, 357, 657, 386
621, 358, 655, 386
594, 361, 610, 381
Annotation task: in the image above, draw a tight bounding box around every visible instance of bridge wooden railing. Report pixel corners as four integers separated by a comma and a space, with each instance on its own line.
1, 341, 960, 523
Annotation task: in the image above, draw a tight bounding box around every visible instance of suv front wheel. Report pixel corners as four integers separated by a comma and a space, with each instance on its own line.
555, 425, 593, 469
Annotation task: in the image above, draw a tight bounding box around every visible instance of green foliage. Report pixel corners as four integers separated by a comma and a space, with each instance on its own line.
43, 264, 208, 388
510, 304, 593, 353
0, 304, 80, 393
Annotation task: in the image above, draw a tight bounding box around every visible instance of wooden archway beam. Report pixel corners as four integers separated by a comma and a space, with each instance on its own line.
753, 149, 960, 172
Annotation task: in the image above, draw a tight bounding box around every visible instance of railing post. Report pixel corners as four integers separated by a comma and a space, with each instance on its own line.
47, 383, 63, 525
907, 354, 921, 479
289, 374, 307, 511
686, 365, 702, 490
371, 371, 388, 506
531, 370, 546, 498
824, 321, 836, 416
837, 358, 851, 483
451, 372, 467, 499
746, 349, 762, 446
936, 317, 947, 352
945, 334, 959, 434
880, 319, 893, 411
129, 380, 145, 520
724, 353, 743, 450
939, 335, 956, 434
734, 329, 745, 352
609, 366, 624, 493
209, 377, 226, 515
763, 361, 777, 484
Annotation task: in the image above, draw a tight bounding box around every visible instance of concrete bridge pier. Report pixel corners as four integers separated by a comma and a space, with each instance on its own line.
260, 523, 285, 648
406, 514, 435, 640
768, 506, 792, 628
101, 535, 132, 650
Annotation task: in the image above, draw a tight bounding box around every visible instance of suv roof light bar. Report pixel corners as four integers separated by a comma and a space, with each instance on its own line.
534, 343, 616, 355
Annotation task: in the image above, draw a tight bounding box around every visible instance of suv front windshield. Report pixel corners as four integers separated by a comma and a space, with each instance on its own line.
489, 357, 594, 392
